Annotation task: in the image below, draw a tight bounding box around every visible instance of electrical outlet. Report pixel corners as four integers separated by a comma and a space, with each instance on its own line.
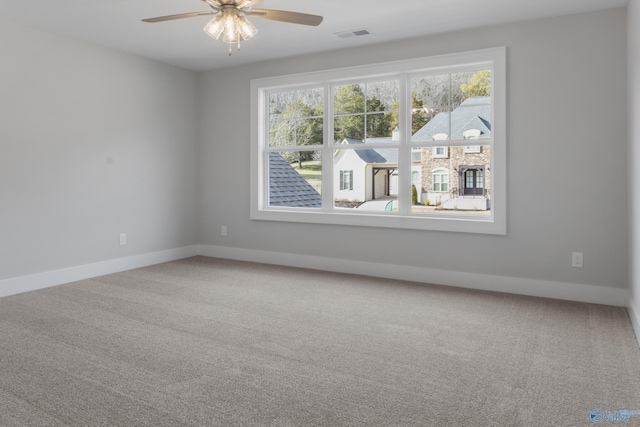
572, 252, 583, 268
221, 226, 227, 236
119, 233, 127, 246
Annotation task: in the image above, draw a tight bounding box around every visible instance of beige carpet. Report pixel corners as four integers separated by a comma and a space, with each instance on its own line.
0, 256, 638, 426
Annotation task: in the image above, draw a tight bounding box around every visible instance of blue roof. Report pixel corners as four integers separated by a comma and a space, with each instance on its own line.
343, 138, 397, 164
269, 152, 321, 208
412, 96, 491, 141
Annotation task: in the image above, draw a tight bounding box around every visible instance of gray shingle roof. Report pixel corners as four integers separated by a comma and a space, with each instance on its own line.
269, 152, 321, 208
343, 138, 397, 164
412, 96, 491, 141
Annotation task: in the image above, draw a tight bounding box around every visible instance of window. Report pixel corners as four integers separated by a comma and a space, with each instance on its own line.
340, 170, 353, 190
412, 171, 420, 185
251, 47, 506, 234
463, 129, 481, 153
433, 146, 449, 158
464, 145, 481, 153
432, 168, 449, 192
432, 133, 449, 158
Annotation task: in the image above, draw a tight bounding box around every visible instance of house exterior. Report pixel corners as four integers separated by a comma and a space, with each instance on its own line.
333, 137, 423, 205
413, 97, 492, 210
333, 97, 491, 210
333, 138, 395, 204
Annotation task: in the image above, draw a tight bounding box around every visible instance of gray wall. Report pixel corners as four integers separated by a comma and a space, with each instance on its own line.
0, 8, 630, 296
200, 8, 629, 290
629, 0, 640, 325
0, 20, 200, 280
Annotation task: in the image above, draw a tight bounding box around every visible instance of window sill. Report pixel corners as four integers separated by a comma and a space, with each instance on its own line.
251, 208, 506, 235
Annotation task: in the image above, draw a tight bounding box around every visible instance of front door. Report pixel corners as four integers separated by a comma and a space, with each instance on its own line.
463, 168, 485, 196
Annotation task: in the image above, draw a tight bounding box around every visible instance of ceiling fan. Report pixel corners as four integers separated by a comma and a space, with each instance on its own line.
142, 0, 323, 55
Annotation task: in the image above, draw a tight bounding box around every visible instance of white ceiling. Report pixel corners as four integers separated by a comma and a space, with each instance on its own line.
0, 0, 628, 72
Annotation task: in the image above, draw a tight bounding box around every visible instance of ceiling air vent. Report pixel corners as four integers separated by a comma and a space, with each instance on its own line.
335, 29, 371, 39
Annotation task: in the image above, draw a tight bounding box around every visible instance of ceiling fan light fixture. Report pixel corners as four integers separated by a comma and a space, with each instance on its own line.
203, 8, 257, 55
203, 14, 225, 40
237, 16, 258, 40
145, 1, 322, 57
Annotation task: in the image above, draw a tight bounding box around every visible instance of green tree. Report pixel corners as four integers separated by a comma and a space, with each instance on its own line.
270, 99, 322, 166
334, 84, 365, 141
460, 70, 491, 98
389, 93, 429, 136
366, 96, 394, 138
333, 84, 395, 141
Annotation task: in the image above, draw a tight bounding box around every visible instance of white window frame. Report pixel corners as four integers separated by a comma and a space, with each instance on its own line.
463, 129, 482, 153
433, 146, 449, 158
250, 47, 507, 235
432, 168, 449, 193
340, 170, 353, 191
464, 145, 481, 153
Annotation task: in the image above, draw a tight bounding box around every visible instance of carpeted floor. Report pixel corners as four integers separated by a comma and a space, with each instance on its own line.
0, 256, 638, 426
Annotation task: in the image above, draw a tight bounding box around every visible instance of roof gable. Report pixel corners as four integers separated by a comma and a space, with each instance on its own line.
341, 138, 396, 164
412, 96, 491, 141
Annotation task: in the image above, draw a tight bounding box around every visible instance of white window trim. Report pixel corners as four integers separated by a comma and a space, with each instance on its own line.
250, 47, 507, 235
464, 145, 482, 153
433, 146, 449, 158
463, 130, 482, 153
432, 168, 450, 193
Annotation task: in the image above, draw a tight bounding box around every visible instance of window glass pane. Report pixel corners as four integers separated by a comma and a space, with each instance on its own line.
450, 70, 491, 140
334, 115, 364, 142
477, 171, 485, 188
366, 113, 395, 139
466, 172, 474, 188
335, 80, 399, 143
411, 74, 449, 139
298, 117, 324, 146
451, 72, 478, 109
268, 151, 321, 208
334, 83, 365, 115
412, 74, 450, 109
298, 87, 324, 113
269, 90, 297, 116
365, 81, 399, 113
333, 148, 398, 210
411, 145, 491, 215
269, 88, 324, 147
452, 70, 491, 108
269, 116, 295, 146
450, 102, 492, 141
411, 108, 450, 142
411, 70, 492, 142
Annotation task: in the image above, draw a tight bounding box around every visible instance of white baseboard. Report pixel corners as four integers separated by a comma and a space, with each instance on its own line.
199, 244, 628, 307
1, 244, 629, 309
0, 245, 199, 298
629, 296, 640, 348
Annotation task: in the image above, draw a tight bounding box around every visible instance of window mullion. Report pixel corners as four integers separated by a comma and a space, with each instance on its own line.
322, 83, 333, 212
397, 75, 410, 215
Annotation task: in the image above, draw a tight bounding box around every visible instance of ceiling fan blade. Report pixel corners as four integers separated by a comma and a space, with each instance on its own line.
248, 9, 323, 26
142, 11, 215, 23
